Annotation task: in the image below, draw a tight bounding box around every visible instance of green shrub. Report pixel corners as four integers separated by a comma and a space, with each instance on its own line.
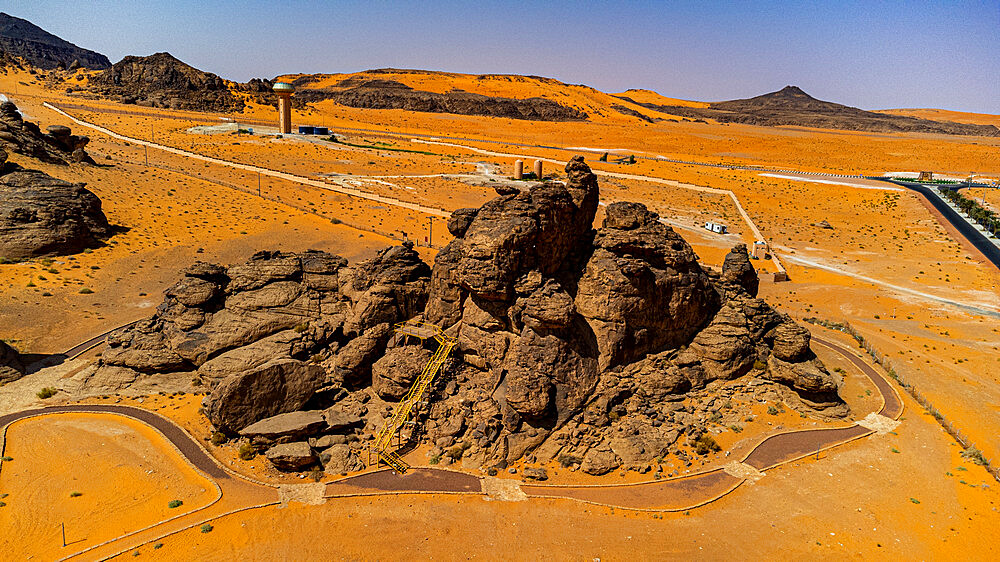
78, 287, 94, 294
238, 442, 256, 460
767, 405, 779, 416
961, 447, 988, 466
694, 434, 722, 455
428, 454, 441, 465
200, 524, 213, 533
210, 432, 227, 446
37, 387, 57, 399
167, 499, 183, 509
1, 456, 11, 462
153, 544, 163, 550
752, 359, 767, 371
69, 491, 82, 497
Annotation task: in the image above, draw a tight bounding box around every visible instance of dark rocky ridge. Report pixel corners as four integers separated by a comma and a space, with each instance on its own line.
616, 86, 999, 136
290, 77, 588, 122
89, 52, 244, 113
0, 101, 110, 259
91, 157, 847, 474
0, 12, 110, 70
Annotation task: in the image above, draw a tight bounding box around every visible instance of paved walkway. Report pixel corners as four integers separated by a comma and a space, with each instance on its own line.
0, 330, 903, 559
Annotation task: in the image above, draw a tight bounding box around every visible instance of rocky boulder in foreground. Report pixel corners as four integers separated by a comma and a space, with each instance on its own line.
92, 156, 848, 474
0, 339, 24, 384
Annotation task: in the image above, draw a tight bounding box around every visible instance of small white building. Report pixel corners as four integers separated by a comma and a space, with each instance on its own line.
704, 222, 728, 234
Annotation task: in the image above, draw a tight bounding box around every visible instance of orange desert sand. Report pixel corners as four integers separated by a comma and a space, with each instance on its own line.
1, 64, 999, 560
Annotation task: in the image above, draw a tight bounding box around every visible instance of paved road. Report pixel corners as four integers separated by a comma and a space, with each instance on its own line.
2, 331, 900, 515
887, 180, 1000, 270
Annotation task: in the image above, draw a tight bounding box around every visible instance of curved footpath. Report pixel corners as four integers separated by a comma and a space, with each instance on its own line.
0, 331, 903, 557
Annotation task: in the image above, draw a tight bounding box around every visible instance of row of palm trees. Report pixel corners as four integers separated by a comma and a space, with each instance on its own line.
939, 187, 1000, 236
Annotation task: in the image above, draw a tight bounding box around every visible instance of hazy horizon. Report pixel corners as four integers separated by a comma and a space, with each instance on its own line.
7, 0, 1000, 114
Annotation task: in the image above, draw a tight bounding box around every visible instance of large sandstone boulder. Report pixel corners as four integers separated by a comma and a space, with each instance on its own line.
238, 410, 327, 441
265, 441, 316, 471
0, 167, 111, 259
206, 359, 325, 434
721, 243, 758, 297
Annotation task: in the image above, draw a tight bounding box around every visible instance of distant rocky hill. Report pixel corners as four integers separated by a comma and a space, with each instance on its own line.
291, 75, 588, 121
0, 12, 110, 70
88, 52, 244, 113
617, 86, 999, 136
88, 157, 846, 476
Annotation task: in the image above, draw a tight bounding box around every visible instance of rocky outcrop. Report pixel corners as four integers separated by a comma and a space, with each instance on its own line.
88, 245, 431, 434
89, 52, 242, 113
0, 339, 24, 384
96, 156, 847, 475
0, 151, 111, 260
293, 78, 587, 122
0, 12, 110, 70
0, 101, 94, 165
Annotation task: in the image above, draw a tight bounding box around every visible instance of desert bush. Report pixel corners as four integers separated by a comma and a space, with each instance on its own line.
210, 432, 227, 446
962, 447, 988, 466
200, 524, 213, 533
78, 288, 94, 294
69, 491, 82, 497
36, 387, 57, 399
168, 499, 183, 508
752, 359, 767, 371
238, 442, 256, 460
694, 434, 722, 455
766, 405, 779, 415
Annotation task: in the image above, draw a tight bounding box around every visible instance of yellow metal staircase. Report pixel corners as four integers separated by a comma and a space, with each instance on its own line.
369, 321, 456, 473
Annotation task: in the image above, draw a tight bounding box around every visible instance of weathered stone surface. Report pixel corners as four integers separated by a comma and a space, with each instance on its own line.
238, 410, 327, 440
523, 467, 548, 481
576, 201, 718, 370
321, 407, 363, 432
0, 168, 110, 259
0, 339, 24, 384
581, 446, 620, 476
320, 443, 363, 474
770, 320, 811, 362
265, 441, 316, 471
206, 359, 325, 434
372, 345, 432, 400
722, 243, 759, 298
447, 207, 478, 237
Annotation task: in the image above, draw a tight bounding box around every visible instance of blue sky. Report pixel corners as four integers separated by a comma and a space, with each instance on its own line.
8, 0, 1000, 113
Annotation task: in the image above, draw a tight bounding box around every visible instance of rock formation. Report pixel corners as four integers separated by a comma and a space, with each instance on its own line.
0, 339, 24, 384
88, 52, 243, 113
0, 105, 111, 259
0, 12, 110, 70
92, 157, 848, 474
0, 101, 94, 165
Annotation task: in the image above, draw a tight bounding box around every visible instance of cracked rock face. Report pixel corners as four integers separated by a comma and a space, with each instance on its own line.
94, 156, 848, 474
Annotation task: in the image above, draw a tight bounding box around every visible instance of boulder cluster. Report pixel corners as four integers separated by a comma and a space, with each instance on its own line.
0, 102, 110, 260
0, 101, 93, 165
92, 157, 847, 475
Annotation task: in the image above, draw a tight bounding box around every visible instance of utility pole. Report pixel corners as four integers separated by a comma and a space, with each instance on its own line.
428, 217, 433, 247
61, 522, 66, 547
144, 144, 148, 167
258, 172, 261, 197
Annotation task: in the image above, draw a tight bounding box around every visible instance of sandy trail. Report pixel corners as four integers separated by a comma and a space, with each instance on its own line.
779, 252, 1000, 317
43, 102, 451, 218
